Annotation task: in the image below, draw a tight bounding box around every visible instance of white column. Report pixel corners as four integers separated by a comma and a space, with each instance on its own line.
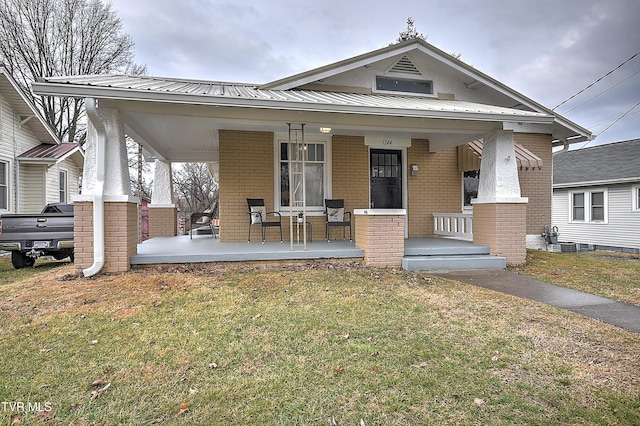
474, 130, 527, 204
151, 160, 174, 206
82, 108, 131, 197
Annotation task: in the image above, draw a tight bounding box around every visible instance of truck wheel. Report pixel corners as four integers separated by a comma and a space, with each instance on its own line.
11, 251, 35, 269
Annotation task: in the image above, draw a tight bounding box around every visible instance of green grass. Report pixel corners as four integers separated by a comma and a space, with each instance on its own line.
513, 250, 640, 306
0, 259, 638, 425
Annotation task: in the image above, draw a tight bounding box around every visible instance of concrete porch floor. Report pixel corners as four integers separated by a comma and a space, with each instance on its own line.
130, 234, 364, 265
130, 235, 489, 267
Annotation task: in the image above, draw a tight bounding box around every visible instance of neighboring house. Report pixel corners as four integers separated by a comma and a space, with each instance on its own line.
552, 139, 640, 253
0, 64, 83, 213
32, 38, 592, 274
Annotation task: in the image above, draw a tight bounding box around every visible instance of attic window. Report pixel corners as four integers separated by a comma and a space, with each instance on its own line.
375, 75, 433, 95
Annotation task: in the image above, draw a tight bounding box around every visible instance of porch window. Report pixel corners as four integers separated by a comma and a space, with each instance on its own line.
463, 170, 479, 207
59, 170, 68, 203
0, 161, 7, 210
278, 141, 326, 211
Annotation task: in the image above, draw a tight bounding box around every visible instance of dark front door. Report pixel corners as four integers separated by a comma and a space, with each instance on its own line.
370, 149, 402, 209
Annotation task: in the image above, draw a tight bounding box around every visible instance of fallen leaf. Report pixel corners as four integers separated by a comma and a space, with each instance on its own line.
39, 409, 55, 421
208, 362, 218, 369
91, 340, 98, 345
91, 382, 111, 400
343, 333, 350, 339
371, 366, 379, 373
176, 402, 189, 416
411, 361, 429, 368
40, 348, 51, 354
188, 388, 198, 395
252, 314, 262, 320
491, 351, 499, 361
474, 398, 485, 406
333, 365, 344, 374
10, 414, 22, 424
92, 379, 108, 387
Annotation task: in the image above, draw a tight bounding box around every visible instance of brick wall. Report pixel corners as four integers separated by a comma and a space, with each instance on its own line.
219, 130, 275, 242
355, 213, 405, 268
473, 202, 527, 265
331, 135, 369, 240
73, 201, 138, 273
407, 139, 461, 237
148, 207, 177, 238
516, 133, 553, 235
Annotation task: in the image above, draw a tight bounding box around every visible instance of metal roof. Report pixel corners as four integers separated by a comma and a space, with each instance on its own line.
17, 143, 81, 162
553, 139, 640, 187
34, 74, 553, 123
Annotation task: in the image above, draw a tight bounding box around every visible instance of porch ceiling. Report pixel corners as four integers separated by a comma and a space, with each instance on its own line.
101, 97, 507, 163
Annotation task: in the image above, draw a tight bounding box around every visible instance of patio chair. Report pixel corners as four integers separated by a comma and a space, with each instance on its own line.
247, 198, 282, 243
325, 199, 352, 242
189, 201, 218, 239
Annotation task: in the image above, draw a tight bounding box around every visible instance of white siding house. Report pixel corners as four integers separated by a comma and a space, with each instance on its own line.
0, 65, 83, 214
552, 139, 640, 253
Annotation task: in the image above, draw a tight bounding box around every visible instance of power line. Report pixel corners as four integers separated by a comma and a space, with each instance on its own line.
562, 69, 640, 114
595, 101, 640, 138
553, 51, 640, 111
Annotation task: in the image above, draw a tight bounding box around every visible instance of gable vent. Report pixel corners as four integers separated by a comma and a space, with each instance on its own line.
389, 56, 422, 76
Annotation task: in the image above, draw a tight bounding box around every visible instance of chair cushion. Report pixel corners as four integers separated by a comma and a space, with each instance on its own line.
327, 207, 344, 222
250, 206, 265, 224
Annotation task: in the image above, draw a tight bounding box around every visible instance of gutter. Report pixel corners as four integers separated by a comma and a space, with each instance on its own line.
82, 98, 105, 277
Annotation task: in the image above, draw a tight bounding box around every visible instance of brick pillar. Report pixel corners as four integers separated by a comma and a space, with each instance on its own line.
148, 205, 178, 238
354, 209, 405, 268
473, 202, 527, 265
73, 199, 139, 274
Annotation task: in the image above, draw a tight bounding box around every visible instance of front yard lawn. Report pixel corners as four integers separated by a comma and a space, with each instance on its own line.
0, 257, 638, 425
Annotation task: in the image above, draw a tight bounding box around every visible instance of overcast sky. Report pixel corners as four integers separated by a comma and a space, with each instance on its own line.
110, 0, 639, 146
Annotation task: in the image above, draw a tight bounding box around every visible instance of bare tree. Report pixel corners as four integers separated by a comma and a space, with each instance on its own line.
0, 0, 146, 143
173, 163, 219, 219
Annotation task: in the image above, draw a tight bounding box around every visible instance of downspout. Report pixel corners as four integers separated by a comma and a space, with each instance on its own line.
83, 98, 105, 277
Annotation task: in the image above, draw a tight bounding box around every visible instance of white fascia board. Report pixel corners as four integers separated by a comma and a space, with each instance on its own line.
32, 82, 554, 125
553, 177, 640, 189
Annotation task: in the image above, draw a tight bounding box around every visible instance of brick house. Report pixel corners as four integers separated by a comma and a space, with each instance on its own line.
32, 39, 590, 275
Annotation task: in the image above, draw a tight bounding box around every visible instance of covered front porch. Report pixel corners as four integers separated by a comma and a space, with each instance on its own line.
130, 235, 505, 271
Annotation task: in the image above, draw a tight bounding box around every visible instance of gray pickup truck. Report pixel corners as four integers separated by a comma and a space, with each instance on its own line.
0, 203, 74, 269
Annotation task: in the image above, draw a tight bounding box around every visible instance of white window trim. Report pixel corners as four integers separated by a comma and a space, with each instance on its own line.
0, 159, 9, 212
273, 134, 332, 216
569, 188, 608, 224
59, 170, 68, 203
372, 73, 437, 98
633, 185, 640, 212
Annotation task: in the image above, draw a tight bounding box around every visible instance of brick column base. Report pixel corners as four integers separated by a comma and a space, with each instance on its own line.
149, 205, 178, 238
354, 209, 405, 268
473, 202, 527, 265
73, 200, 139, 274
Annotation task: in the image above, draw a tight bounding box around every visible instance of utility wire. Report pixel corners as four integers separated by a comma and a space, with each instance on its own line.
554, 101, 640, 169
595, 101, 640, 138
553, 51, 640, 111
562, 69, 640, 114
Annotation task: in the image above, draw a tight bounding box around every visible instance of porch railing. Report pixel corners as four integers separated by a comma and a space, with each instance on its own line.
432, 213, 473, 241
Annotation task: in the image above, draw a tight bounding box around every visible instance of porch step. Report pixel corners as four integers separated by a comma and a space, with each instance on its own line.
402, 254, 506, 271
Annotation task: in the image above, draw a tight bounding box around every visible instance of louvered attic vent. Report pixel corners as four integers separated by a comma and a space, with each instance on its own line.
389, 56, 422, 76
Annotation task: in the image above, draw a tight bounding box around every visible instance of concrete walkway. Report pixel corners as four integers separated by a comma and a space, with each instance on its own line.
432, 270, 640, 334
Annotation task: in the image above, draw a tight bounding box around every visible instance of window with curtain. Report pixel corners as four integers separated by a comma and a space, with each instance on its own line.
279, 141, 325, 210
